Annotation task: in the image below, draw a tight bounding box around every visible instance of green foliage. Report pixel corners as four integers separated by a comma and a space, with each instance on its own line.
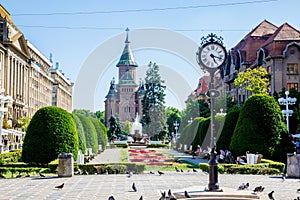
17, 116, 31, 131
178, 117, 202, 149
217, 106, 240, 151
22, 106, 79, 165
146, 144, 168, 148
229, 94, 293, 161
141, 62, 166, 136
73, 109, 97, 118
89, 117, 108, 150
165, 107, 182, 134
95, 110, 105, 124
108, 115, 123, 141
234, 66, 270, 95
114, 143, 128, 148
72, 114, 86, 153
75, 114, 98, 154
191, 117, 211, 149
181, 99, 210, 128
0, 150, 22, 165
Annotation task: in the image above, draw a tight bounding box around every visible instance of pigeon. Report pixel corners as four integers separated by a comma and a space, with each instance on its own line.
132, 182, 137, 192
180, 169, 184, 172
158, 171, 164, 175
138, 195, 143, 200
16, 174, 21, 178
127, 171, 133, 178
175, 166, 180, 172
108, 195, 115, 200
297, 188, 300, 192
150, 171, 155, 174
192, 168, 197, 172
282, 173, 286, 182
39, 172, 45, 178
268, 191, 275, 200
168, 189, 176, 199
159, 191, 166, 200
55, 183, 64, 189
238, 182, 249, 190
253, 186, 263, 193
184, 190, 191, 198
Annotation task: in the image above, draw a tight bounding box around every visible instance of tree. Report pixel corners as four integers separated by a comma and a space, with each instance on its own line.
73, 109, 97, 118
141, 62, 166, 137
17, 116, 31, 131
72, 114, 86, 154
234, 66, 269, 95
95, 110, 105, 124
107, 115, 122, 141
165, 107, 181, 136
229, 94, 293, 161
182, 99, 210, 123
75, 113, 98, 154
22, 106, 79, 165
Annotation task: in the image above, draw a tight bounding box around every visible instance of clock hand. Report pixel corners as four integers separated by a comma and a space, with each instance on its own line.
210, 54, 218, 64
213, 55, 224, 60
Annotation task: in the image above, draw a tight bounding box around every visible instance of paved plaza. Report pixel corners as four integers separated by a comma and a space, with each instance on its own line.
0, 149, 299, 199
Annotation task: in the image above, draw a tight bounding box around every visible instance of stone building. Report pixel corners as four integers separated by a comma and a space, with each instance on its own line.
222, 20, 300, 104
0, 5, 73, 128
104, 29, 144, 126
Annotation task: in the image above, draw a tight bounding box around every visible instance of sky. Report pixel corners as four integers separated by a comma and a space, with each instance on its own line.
1, 0, 299, 112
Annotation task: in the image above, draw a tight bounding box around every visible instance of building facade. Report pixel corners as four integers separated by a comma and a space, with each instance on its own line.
104, 29, 144, 126
222, 20, 300, 104
0, 5, 73, 129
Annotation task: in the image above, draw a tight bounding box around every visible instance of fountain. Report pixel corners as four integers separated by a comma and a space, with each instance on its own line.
129, 113, 143, 143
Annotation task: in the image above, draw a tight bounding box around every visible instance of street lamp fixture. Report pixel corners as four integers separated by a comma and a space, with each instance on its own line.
0, 88, 13, 153
278, 91, 296, 135
188, 117, 193, 124
173, 120, 179, 140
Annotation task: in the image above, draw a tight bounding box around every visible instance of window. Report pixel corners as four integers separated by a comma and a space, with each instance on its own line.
287, 63, 298, 75
287, 83, 298, 91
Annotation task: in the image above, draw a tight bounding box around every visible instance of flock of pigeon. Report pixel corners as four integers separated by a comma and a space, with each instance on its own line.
38, 170, 300, 200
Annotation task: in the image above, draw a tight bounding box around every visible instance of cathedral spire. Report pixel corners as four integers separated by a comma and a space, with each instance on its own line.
116, 28, 138, 67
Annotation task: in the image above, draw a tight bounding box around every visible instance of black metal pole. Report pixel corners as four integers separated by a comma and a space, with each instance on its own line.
208, 74, 221, 191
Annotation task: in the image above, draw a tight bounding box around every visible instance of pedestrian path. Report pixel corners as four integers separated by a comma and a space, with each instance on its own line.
0, 148, 298, 199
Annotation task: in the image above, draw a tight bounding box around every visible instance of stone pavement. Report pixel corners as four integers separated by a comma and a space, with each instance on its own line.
0, 148, 299, 200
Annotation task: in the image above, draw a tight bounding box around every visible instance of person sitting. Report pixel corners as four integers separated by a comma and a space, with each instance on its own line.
236, 156, 246, 164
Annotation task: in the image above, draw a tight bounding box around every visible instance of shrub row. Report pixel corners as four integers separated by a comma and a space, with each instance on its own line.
199, 161, 284, 175
0, 167, 42, 178
0, 150, 22, 165
48, 162, 146, 174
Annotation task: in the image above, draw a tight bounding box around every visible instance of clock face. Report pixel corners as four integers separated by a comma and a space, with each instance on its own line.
198, 42, 226, 69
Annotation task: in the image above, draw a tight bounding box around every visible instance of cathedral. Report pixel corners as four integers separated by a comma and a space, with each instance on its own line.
104, 29, 144, 126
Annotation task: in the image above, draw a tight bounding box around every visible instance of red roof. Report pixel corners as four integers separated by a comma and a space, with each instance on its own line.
232, 20, 277, 64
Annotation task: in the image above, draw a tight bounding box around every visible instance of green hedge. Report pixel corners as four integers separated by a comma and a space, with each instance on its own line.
0, 150, 22, 165
147, 144, 168, 148
199, 161, 284, 175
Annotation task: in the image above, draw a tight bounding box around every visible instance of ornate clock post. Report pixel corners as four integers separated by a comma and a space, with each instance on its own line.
196, 33, 227, 191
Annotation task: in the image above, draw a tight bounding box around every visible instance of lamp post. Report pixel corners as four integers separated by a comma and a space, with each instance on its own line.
196, 33, 227, 191
278, 91, 296, 135
0, 88, 13, 153
173, 120, 179, 140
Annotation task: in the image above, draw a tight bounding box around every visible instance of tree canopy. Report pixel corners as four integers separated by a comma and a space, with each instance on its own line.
234, 66, 269, 95
141, 62, 166, 137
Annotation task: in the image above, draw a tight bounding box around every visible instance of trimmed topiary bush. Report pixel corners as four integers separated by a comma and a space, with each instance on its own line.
89, 117, 108, 151
72, 114, 86, 154
22, 106, 79, 165
229, 94, 293, 162
217, 106, 240, 151
75, 114, 98, 154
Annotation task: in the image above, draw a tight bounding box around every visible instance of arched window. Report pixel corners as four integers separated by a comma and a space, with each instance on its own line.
257, 49, 264, 66
235, 51, 241, 71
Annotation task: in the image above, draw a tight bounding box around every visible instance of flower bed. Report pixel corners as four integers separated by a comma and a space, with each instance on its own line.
128, 149, 174, 166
